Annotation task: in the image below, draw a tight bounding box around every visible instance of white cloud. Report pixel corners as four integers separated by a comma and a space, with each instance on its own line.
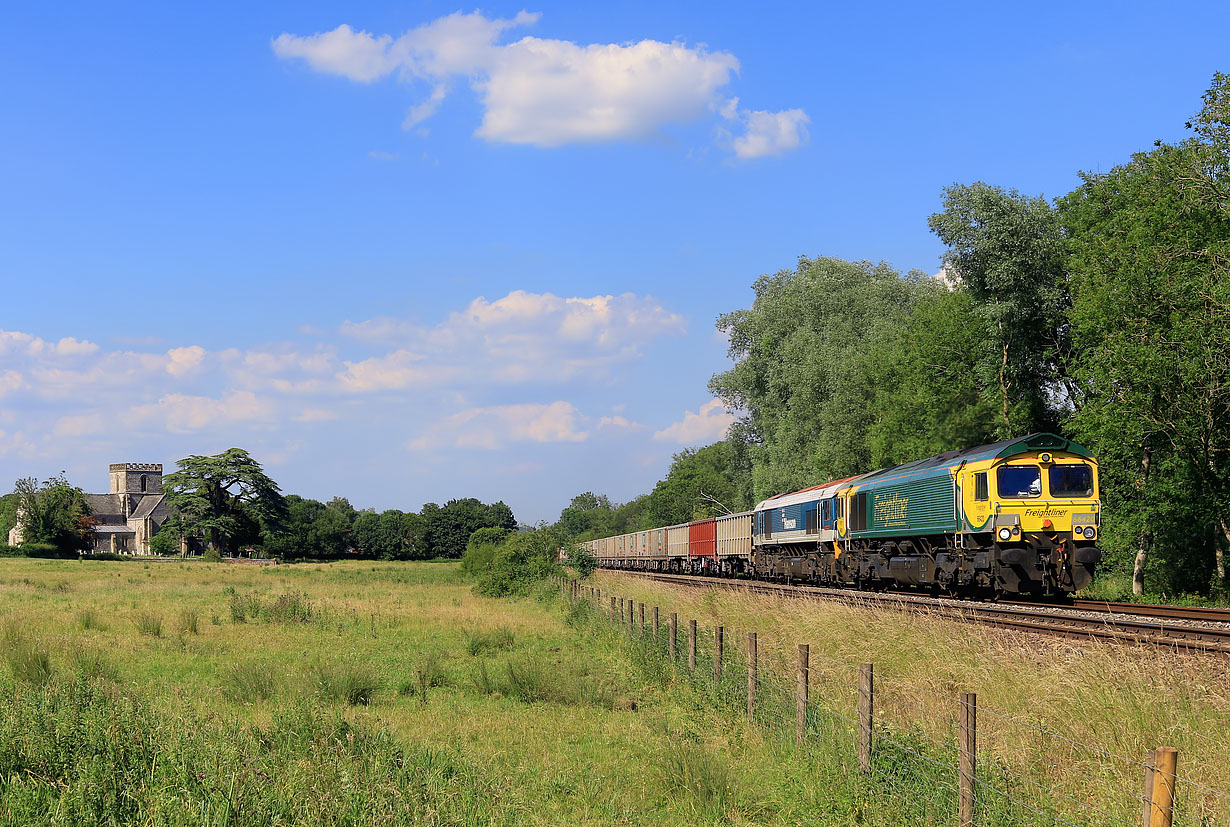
166, 345, 206, 377
272, 24, 397, 82
653, 399, 733, 445
53, 413, 104, 437
0, 370, 27, 397
732, 108, 810, 159
410, 401, 589, 451
339, 290, 685, 389
273, 12, 804, 156
129, 391, 275, 434
53, 337, 99, 356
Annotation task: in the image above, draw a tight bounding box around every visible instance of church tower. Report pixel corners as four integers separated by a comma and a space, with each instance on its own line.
109, 463, 164, 495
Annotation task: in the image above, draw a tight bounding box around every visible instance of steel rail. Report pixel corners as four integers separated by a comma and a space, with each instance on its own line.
600, 570, 1230, 655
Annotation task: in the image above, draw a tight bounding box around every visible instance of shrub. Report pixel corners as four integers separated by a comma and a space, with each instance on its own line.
471, 528, 564, 598
148, 529, 178, 557
202, 547, 222, 562
459, 527, 510, 576
19, 543, 78, 559
135, 612, 163, 637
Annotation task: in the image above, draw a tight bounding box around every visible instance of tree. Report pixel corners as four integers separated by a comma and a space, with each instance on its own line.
928, 182, 1071, 435
0, 493, 18, 544
1060, 75, 1230, 592
10, 474, 94, 552
556, 492, 614, 540
710, 256, 922, 500
421, 498, 516, 559
163, 449, 288, 556
643, 443, 749, 526
866, 286, 1002, 467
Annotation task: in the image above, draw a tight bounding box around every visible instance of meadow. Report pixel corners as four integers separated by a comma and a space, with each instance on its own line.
0, 559, 1226, 826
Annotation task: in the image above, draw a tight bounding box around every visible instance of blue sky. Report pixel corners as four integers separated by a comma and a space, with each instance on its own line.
2, 1, 1227, 522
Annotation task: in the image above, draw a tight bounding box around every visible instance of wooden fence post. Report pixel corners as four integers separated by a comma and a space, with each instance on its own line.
610, 596, 616, 619
959, 692, 977, 827
669, 613, 677, 662
796, 644, 809, 745
1141, 750, 1157, 827
639, 602, 645, 635
858, 662, 874, 774
688, 620, 697, 671
653, 606, 659, 640
714, 626, 724, 685
747, 632, 757, 720
627, 599, 634, 638
1147, 747, 1179, 827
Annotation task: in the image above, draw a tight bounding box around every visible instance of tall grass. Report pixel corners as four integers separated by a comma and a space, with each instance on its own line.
311, 661, 380, 706
222, 660, 278, 703
134, 612, 163, 637
2, 627, 52, 685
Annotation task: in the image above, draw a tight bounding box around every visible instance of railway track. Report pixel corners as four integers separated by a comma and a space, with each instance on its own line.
601, 570, 1230, 654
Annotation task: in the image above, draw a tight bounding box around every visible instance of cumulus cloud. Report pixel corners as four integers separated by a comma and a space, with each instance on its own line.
339, 290, 684, 388
273, 12, 805, 157
409, 400, 589, 451
653, 399, 734, 444
731, 108, 810, 159
129, 391, 276, 435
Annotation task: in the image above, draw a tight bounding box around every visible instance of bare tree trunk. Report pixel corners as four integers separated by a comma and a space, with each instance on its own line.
998, 323, 1012, 429
1133, 532, 1151, 596
1133, 447, 1153, 596
1217, 516, 1229, 584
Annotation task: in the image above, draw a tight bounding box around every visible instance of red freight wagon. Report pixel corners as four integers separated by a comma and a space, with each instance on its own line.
688, 518, 716, 557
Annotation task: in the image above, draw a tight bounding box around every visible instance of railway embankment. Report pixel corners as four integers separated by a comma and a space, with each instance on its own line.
584, 570, 1230, 826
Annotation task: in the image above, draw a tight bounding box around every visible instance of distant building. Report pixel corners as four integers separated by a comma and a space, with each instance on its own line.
7, 463, 173, 554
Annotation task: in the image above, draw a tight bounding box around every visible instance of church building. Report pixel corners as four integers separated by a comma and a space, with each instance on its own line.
8, 462, 173, 554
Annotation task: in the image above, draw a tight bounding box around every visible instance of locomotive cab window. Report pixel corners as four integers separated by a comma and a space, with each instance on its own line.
974, 472, 988, 502
998, 466, 1042, 499
1050, 464, 1093, 498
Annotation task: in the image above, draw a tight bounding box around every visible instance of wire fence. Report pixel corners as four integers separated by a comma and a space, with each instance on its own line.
561, 577, 1228, 827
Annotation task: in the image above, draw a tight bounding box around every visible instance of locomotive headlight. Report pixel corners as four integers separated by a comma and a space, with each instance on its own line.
1083, 526, 1096, 539
997, 527, 1012, 542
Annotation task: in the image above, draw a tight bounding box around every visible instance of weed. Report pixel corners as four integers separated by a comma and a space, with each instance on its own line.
228, 591, 262, 623
135, 612, 163, 637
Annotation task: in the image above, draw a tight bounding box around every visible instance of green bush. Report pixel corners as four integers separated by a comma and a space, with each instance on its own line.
202, 547, 222, 562
148, 529, 178, 556
469, 527, 564, 598
459, 526, 510, 575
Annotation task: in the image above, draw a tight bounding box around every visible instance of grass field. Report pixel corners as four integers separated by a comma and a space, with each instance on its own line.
0, 559, 1226, 825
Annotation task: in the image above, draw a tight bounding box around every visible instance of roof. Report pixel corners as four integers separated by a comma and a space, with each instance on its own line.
92, 525, 135, 535
859, 433, 1092, 484
756, 474, 865, 512
85, 494, 123, 516
129, 494, 165, 520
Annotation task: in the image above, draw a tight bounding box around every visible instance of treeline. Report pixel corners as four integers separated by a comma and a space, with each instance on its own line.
264, 494, 516, 561
553, 73, 1230, 598
3, 449, 516, 562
